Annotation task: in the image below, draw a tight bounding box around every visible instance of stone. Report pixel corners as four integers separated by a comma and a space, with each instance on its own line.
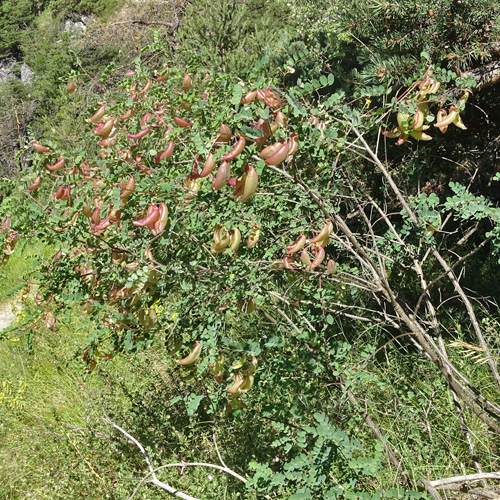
20, 63, 34, 84
63, 18, 87, 34
0, 58, 17, 83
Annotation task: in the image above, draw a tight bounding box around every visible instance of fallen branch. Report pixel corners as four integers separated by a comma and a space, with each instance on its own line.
430, 472, 500, 488
461, 60, 500, 91
104, 418, 246, 500
435, 484, 499, 499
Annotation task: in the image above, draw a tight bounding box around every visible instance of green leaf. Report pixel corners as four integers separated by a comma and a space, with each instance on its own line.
232, 84, 242, 106
186, 394, 204, 416
289, 488, 313, 500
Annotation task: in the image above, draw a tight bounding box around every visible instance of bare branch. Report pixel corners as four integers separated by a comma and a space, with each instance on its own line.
213, 431, 227, 469
430, 472, 500, 487
105, 418, 199, 499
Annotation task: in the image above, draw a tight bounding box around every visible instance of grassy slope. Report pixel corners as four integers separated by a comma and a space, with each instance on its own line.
0, 244, 247, 500
1, 248, 498, 499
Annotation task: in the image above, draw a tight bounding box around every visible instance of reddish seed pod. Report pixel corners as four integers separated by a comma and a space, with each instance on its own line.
286, 234, 306, 255
28, 176, 41, 191
211, 161, 231, 190
119, 107, 136, 120
264, 87, 281, 107
55, 185, 65, 200
109, 208, 121, 224
287, 133, 299, 156
152, 202, 168, 236
127, 126, 150, 140
145, 204, 159, 230
93, 117, 116, 139
85, 103, 106, 124
46, 157, 65, 172
154, 141, 174, 162
174, 116, 192, 128
221, 136, 246, 161
91, 207, 101, 226
261, 121, 272, 138
301, 248, 311, 267
191, 155, 201, 179
259, 142, 282, 160
327, 259, 337, 275
265, 142, 289, 166
182, 73, 192, 92
133, 205, 160, 227
232, 176, 245, 198
138, 79, 152, 95
154, 72, 169, 82
240, 90, 257, 104
310, 247, 325, 269
200, 152, 216, 177
216, 123, 232, 143
120, 175, 135, 202
62, 185, 71, 201
92, 216, 111, 233
33, 142, 50, 154
239, 165, 258, 202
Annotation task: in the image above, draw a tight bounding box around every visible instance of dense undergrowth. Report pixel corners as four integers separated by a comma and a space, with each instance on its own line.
1, 1, 500, 499
0, 246, 498, 499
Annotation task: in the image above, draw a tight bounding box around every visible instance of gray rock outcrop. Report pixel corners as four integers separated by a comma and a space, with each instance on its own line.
20, 63, 34, 84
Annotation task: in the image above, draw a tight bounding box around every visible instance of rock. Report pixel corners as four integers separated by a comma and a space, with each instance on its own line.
0, 301, 17, 331
20, 63, 34, 85
0, 59, 17, 83
63, 16, 89, 34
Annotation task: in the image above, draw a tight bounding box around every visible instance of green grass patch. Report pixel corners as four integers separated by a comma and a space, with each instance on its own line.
0, 315, 249, 499
1, 244, 498, 499
0, 244, 246, 498
0, 240, 53, 302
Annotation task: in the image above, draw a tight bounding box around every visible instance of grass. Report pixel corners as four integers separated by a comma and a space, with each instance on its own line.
1, 243, 499, 499
0, 314, 243, 499
0, 240, 52, 302
0, 243, 247, 500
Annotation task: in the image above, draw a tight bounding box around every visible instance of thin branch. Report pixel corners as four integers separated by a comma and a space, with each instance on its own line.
267, 290, 317, 331
105, 418, 247, 500
350, 126, 500, 426
413, 236, 492, 318
128, 462, 247, 500
213, 431, 227, 469
147, 462, 246, 484
430, 472, 500, 487
435, 485, 500, 499
432, 249, 500, 391
417, 478, 443, 500
105, 418, 200, 500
